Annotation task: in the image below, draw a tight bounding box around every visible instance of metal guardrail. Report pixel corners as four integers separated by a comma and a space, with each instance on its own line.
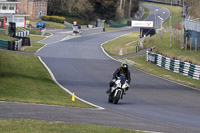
146, 51, 200, 80
79, 27, 104, 35
136, 9, 145, 20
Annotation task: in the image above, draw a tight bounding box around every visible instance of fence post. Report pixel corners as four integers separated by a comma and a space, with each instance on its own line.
173, 30, 176, 41
136, 44, 138, 53
177, 30, 179, 42
195, 38, 197, 51
186, 37, 188, 50
181, 27, 184, 50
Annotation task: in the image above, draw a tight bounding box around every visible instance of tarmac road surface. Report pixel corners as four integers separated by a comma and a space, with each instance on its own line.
1, 4, 200, 133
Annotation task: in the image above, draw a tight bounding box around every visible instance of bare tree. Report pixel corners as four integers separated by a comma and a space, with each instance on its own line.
129, 0, 132, 17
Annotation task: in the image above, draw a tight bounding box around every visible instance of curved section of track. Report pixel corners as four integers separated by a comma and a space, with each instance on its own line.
36, 4, 200, 133
2, 4, 200, 133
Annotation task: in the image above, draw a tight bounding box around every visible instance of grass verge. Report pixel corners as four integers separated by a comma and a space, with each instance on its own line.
0, 35, 18, 41
102, 32, 139, 56
105, 27, 128, 32
0, 50, 92, 108
22, 35, 45, 52
144, 32, 200, 65
29, 19, 66, 29
0, 119, 143, 133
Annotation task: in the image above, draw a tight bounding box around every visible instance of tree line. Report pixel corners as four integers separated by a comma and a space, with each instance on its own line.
47, 0, 141, 21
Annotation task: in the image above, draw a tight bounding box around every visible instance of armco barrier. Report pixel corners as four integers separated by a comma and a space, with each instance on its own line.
135, 9, 145, 21
146, 51, 200, 80
79, 27, 104, 35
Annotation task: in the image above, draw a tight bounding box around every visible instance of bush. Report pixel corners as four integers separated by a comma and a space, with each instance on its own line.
65, 17, 89, 25
107, 17, 131, 25
41, 16, 50, 21
28, 28, 41, 35
41, 16, 65, 24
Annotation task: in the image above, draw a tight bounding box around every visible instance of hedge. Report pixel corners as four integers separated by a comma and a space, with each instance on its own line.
41, 16, 65, 24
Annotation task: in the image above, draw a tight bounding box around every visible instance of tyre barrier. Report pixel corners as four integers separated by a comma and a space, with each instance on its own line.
16, 30, 30, 37
146, 51, 200, 80
15, 36, 31, 46
0, 39, 22, 51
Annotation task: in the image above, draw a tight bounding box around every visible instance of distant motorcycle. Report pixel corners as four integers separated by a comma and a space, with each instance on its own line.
108, 76, 129, 104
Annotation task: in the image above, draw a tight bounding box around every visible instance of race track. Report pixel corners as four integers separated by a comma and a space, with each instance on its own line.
2, 4, 200, 133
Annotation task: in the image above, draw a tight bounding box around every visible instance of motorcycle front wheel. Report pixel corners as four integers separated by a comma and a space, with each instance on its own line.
108, 94, 113, 103
113, 91, 121, 104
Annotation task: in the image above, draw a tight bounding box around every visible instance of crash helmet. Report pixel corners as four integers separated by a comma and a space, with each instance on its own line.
121, 63, 128, 72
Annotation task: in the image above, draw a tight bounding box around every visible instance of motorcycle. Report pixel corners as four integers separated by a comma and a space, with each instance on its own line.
108, 75, 129, 104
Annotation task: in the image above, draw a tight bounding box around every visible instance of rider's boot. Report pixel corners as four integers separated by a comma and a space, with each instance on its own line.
106, 88, 111, 94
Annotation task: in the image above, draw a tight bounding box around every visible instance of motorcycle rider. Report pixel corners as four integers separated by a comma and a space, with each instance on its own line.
106, 63, 131, 94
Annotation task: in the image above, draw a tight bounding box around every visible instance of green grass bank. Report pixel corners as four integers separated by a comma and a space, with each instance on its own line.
0, 51, 93, 108
22, 35, 46, 52
0, 119, 143, 133
103, 32, 139, 56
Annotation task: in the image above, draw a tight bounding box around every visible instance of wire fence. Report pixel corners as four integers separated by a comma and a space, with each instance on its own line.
184, 19, 200, 50
185, 19, 200, 32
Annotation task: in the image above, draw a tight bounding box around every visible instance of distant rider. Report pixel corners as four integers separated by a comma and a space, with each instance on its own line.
106, 63, 131, 94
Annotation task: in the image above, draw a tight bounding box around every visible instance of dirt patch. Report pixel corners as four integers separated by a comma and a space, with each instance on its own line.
20, 46, 32, 51
119, 48, 123, 56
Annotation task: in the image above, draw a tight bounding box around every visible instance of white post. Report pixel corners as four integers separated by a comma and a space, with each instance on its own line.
170, 0, 172, 48
155, 9, 158, 28
162, 12, 165, 29
146, 50, 149, 61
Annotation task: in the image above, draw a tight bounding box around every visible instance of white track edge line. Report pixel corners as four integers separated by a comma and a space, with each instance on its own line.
36, 31, 105, 110
38, 56, 105, 110
36, 32, 53, 53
